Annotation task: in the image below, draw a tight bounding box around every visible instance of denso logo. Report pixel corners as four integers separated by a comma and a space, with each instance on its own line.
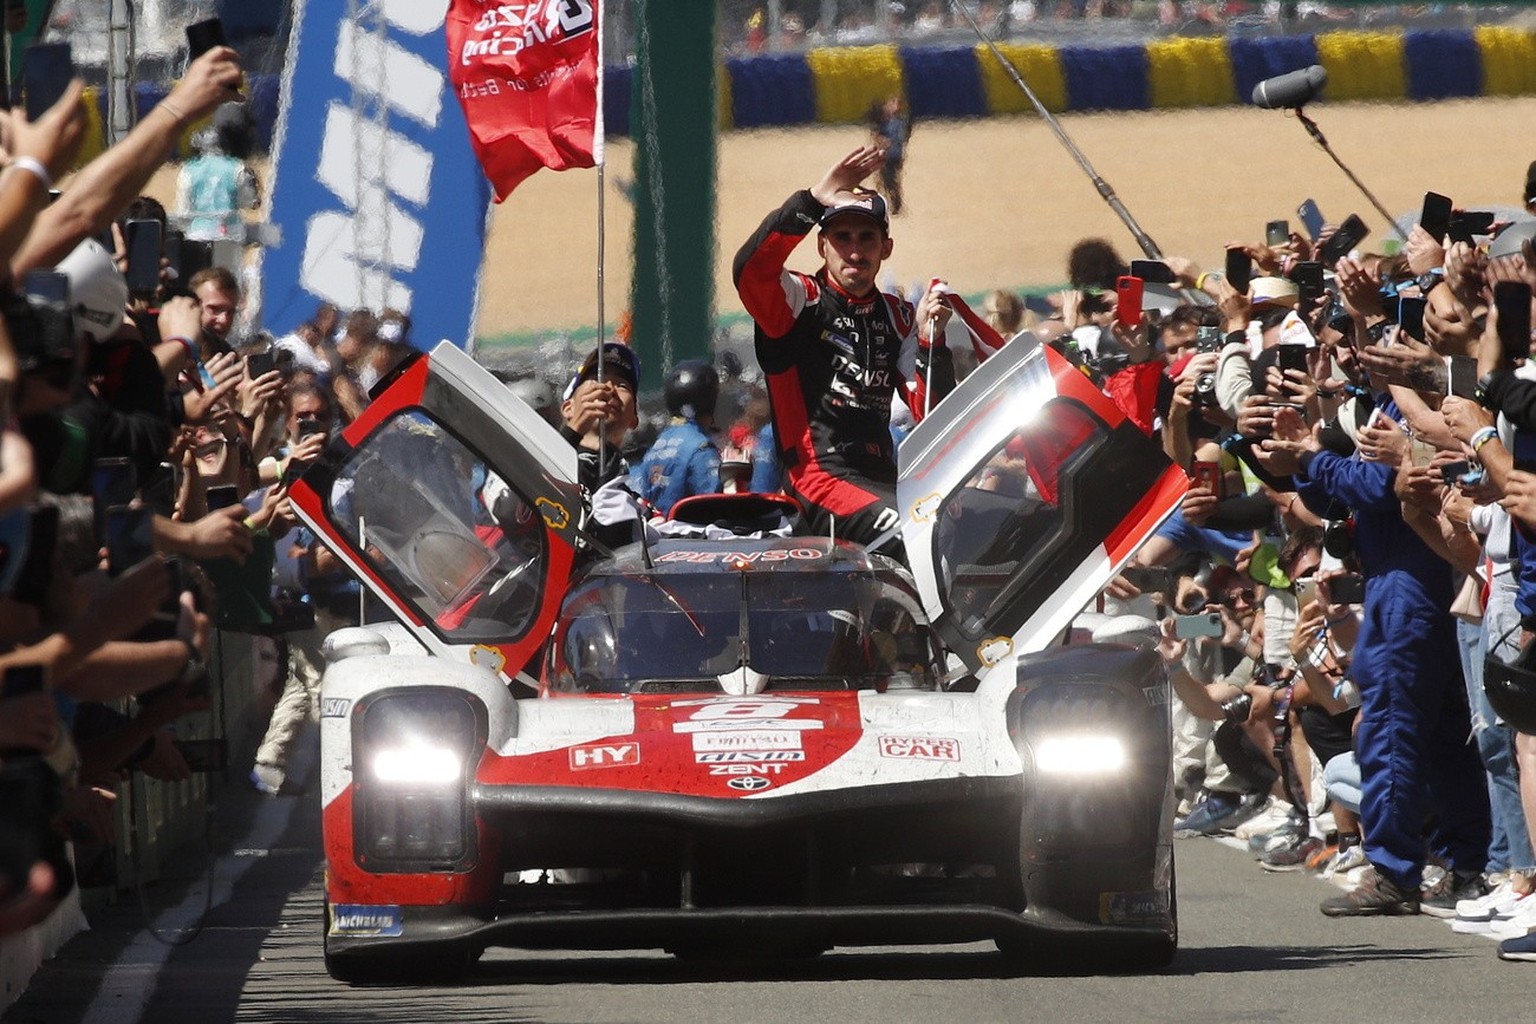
654, 549, 823, 565
569, 742, 640, 770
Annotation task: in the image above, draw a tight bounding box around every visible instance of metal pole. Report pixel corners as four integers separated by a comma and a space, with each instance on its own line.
107, 0, 133, 144
1294, 108, 1407, 241
948, 0, 1164, 261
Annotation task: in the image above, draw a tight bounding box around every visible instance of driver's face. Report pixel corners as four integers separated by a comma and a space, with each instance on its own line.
817, 214, 892, 297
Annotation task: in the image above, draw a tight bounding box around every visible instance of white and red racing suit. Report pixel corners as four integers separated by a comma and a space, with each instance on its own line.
732, 189, 954, 545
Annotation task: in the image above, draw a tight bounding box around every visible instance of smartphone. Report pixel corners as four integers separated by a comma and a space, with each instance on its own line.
1446, 355, 1478, 399
1, 664, 45, 697
1294, 577, 1319, 610
1420, 191, 1454, 242
1277, 344, 1309, 376
92, 457, 137, 543
171, 738, 227, 773
1329, 573, 1366, 604
1494, 280, 1533, 364
1129, 259, 1176, 285
186, 17, 228, 59
1266, 220, 1290, 247
1440, 460, 1473, 486
178, 239, 214, 282
1297, 199, 1327, 243
124, 219, 163, 295
1288, 260, 1324, 301
92, 457, 138, 510
9, 506, 58, 608
1225, 248, 1252, 295
1449, 210, 1496, 242
22, 43, 73, 122
1191, 459, 1223, 498
105, 506, 156, 577
1120, 566, 1173, 595
1399, 296, 1427, 342
1115, 276, 1144, 328
140, 463, 179, 519
1319, 214, 1369, 267
1175, 612, 1225, 639
204, 484, 240, 512
22, 270, 70, 306
247, 350, 276, 379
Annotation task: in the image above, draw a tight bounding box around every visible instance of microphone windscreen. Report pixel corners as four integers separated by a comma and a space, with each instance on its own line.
1251, 65, 1327, 109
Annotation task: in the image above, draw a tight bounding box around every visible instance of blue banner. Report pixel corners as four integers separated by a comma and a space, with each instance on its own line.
260, 0, 490, 350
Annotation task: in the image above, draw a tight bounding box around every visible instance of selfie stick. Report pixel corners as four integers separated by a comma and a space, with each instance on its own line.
1292, 108, 1406, 241
949, 1, 1164, 261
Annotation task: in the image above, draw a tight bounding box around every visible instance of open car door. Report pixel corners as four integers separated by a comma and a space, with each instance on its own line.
898, 340, 1187, 674
289, 342, 583, 685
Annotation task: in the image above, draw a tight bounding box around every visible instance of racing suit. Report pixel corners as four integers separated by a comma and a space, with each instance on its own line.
733, 189, 954, 545
631, 417, 721, 515
1294, 397, 1490, 893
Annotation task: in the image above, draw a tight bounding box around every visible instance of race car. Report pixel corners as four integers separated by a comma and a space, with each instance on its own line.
289, 335, 1188, 982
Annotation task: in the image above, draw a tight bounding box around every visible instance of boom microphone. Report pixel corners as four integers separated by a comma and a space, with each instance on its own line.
1251, 65, 1327, 109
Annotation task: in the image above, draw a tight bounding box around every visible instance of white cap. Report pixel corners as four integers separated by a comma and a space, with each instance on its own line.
56, 238, 128, 341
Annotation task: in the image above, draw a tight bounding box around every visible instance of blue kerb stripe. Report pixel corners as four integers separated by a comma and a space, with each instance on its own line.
1405, 29, 1482, 101
899, 45, 986, 118
726, 53, 817, 129
1060, 44, 1149, 112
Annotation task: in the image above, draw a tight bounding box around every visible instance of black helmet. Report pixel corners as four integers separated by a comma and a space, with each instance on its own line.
664, 359, 719, 420
1484, 640, 1536, 735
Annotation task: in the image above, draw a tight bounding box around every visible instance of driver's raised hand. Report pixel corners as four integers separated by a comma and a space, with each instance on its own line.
810, 145, 885, 207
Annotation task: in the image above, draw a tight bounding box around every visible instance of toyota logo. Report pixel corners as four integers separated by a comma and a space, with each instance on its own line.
727, 776, 772, 792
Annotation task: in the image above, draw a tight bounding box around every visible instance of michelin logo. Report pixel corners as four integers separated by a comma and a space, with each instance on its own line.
329, 903, 404, 937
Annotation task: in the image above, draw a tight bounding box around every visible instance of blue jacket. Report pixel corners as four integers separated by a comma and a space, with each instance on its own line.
632, 419, 721, 514
750, 422, 781, 494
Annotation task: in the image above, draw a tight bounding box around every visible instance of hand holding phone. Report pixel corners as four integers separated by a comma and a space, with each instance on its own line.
124, 219, 163, 296
1191, 459, 1223, 498
1129, 259, 1177, 285
1319, 214, 1369, 267
1225, 248, 1253, 295
186, 18, 228, 59
1115, 276, 1144, 329
247, 350, 276, 379
1266, 220, 1290, 247
1175, 612, 1225, 640
1494, 280, 1533, 365
1297, 199, 1327, 243
1420, 191, 1453, 242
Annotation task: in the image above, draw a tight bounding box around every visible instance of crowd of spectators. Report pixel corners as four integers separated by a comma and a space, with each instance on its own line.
0, 38, 425, 941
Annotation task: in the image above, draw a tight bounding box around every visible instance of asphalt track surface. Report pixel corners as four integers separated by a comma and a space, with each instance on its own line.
8, 767, 1528, 1024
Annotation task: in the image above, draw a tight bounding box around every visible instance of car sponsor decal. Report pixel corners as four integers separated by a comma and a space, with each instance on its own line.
692, 730, 803, 751
329, 903, 404, 937
726, 775, 772, 792
653, 548, 824, 565
1099, 889, 1170, 924
569, 742, 640, 770
321, 698, 351, 719
878, 736, 961, 761
671, 698, 825, 735
696, 750, 806, 763
908, 492, 941, 522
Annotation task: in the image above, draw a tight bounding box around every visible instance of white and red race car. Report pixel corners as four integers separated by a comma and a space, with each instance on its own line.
289, 336, 1188, 982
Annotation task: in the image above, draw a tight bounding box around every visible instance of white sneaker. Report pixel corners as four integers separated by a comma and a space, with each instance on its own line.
1489, 897, 1536, 939
1455, 879, 1519, 922
1232, 798, 1286, 841
1324, 844, 1367, 880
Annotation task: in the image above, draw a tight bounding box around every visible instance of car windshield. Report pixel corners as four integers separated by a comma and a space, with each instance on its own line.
548, 570, 939, 694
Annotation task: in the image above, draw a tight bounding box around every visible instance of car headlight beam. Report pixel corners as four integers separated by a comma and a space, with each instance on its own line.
1034, 734, 1127, 775
372, 744, 463, 785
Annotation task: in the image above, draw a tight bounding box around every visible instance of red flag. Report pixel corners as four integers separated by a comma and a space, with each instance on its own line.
446, 0, 603, 202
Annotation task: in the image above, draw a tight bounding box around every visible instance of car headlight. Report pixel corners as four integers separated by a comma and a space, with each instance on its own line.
1034, 734, 1127, 775
354, 689, 483, 872
371, 744, 463, 786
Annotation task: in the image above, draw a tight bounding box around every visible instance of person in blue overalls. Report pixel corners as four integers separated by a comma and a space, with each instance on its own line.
1273, 398, 1489, 916
632, 360, 722, 516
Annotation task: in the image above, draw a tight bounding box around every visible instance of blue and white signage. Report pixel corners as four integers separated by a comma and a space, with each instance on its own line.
261, 0, 490, 350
